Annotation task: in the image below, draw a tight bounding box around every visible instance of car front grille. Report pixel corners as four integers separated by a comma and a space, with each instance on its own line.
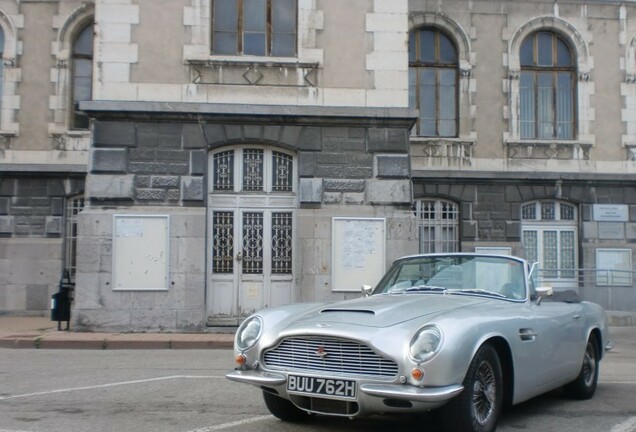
263, 337, 398, 378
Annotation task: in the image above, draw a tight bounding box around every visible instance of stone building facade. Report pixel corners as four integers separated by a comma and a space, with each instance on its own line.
1, 0, 636, 328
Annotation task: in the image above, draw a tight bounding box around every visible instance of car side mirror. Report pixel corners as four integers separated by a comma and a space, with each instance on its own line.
535, 286, 553, 305
361, 284, 373, 297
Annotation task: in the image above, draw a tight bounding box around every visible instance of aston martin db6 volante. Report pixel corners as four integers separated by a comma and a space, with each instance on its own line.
226, 253, 609, 432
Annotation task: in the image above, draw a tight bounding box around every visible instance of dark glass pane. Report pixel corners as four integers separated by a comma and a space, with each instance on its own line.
537, 32, 553, 66
418, 30, 435, 62
214, 0, 238, 31
73, 111, 89, 129
214, 32, 238, 54
74, 59, 92, 78
520, 72, 535, 139
243, 33, 266, 56
520, 36, 533, 66
419, 68, 436, 86
272, 0, 295, 32
409, 68, 416, 109
438, 33, 457, 64
556, 72, 574, 139
556, 37, 572, 66
244, 0, 266, 32
73, 25, 93, 56
537, 72, 554, 138
0, 28, 4, 55
409, 32, 416, 63
272, 33, 295, 56
73, 76, 92, 102
439, 70, 456, 137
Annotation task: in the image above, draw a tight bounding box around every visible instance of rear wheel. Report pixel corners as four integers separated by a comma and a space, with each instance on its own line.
564, 334, 599, 400
262, 391, 307, 422
441, 344, 503, 432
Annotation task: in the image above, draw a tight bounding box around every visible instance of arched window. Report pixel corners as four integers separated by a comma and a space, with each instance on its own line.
521, 201, 577, 281
415, 199, 459, 253
71, 23, 93, 129
520, 31, 576, 140
409, 27, 458, 137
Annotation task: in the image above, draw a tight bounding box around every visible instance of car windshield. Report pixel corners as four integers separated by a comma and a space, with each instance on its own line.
373, 254, 526, 300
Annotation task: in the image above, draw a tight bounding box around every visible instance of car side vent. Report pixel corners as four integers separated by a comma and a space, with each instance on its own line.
320, 308, 375, 315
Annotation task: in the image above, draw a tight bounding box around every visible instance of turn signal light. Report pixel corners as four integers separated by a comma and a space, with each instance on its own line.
235, 354, 247, 366
411, 367, 424, 381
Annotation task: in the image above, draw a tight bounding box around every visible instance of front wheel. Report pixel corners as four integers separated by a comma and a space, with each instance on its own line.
441, 344, 503, 432
564, 334, 599, 400
262, 391, 307, 422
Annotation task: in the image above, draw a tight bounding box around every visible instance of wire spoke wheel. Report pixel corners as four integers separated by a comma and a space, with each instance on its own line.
472, 361, 497, 425
582, 341, 597, 388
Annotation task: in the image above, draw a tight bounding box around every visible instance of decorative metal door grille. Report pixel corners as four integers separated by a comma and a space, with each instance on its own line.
272, 151, 293, 192
213, 151, 234, 191
212, 211, 234, 273
243, 149, 264, 191
271, 212, 293, 274
242, 212, 264, 274
64, 195, 85, 281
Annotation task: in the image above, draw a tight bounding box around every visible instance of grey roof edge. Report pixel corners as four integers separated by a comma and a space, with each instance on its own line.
80, 101, 418, 126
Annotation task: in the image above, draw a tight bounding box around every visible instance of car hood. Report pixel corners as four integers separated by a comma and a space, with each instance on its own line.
290, 294, 489, 328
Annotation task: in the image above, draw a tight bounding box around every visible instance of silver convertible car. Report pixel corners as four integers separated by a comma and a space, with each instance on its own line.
226, 253, 609, 432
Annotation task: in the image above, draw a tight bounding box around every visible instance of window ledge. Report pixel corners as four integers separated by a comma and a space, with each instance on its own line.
505, 139, 593, 147
410, 136, 476, 145
186, 56, 319, 69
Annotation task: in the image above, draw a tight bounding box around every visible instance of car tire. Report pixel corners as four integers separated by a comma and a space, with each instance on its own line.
441, 344, 503, 432
564, 334, 599, 400
262, 391, 307, 422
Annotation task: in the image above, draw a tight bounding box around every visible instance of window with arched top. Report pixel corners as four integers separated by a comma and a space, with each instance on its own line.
520, 31, 576, 140
415, 199, 459, 253
409, 27, 458, 137
71, 23, 93, 129
521, 201, 577, 281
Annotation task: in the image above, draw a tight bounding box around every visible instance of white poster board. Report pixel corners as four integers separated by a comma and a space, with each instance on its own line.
596, 248, 632, 286
112, 215, 169, 291
332, 218, 385, 292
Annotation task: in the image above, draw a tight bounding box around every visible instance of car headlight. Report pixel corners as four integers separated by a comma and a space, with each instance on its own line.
409, 325, 443, 362
236, 316, 263, 351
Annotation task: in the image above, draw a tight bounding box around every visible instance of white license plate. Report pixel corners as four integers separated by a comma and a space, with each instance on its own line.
287, 375, 357, 399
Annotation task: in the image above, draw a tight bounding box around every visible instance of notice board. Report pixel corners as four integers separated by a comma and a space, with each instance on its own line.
112, 215, 169, 291
332, 217, 386, 292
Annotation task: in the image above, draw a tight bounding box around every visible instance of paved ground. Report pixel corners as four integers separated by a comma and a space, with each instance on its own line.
0, 316, 234, 349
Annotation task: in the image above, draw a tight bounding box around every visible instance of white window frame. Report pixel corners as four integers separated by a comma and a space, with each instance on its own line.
415, 198, 460, 253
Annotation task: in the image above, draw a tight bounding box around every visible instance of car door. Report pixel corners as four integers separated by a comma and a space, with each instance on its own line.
530, 299, 586, 390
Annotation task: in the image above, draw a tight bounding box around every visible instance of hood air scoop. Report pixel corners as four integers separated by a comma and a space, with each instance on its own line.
320, 308, 375, 315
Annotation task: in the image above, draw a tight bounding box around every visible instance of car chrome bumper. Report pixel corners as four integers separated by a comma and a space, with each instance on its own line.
360, 383, 464, 402
226, 369, 463, 404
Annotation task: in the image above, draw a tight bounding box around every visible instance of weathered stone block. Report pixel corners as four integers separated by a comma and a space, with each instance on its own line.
92, 149, 128, 173
281, 126, 302, 146
299, 127, 322, 151
298, 152, 315, 177
0, 216, 14, 233
299, 178, 323, 203
367, 127, 408, 152
87, 175, 134, 200
366, 179, 410, 205
93, 121, 136, 147
151, 176, 179, 188
182, 124, 208, 149
0, 197, 9, 215
505, 221, 520, 240
182, 176, 204, 201
323, 179, 365, 192
462, 221, 477, 239
45, 216, 63, 234
376, 154, 409, 178
190, 150, 206, 175
136, 188, 166, 200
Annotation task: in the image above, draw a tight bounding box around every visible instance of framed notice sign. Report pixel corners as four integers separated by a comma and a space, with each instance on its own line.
331, 217, 386, 292
112, 215, 169, 290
